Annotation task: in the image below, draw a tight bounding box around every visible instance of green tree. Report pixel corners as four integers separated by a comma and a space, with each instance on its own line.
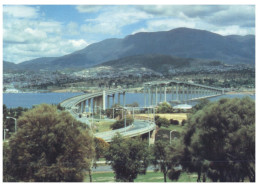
105, 134, 150, 182
181, 97, 255, 182
3, 104, 95, 182
105, 104, 123, 119
88, 137, 110, 182
110, 116, 134, 130
3, 105, 28, 139
126, 102, 139, 107
157, 102, 173, 113
155, 117, 170, 128
191, 99, 210, 114
151, 140, 182, 182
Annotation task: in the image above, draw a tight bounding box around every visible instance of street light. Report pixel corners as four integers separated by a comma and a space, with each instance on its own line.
116, 108, 127, 133
6, 116, 17, 132
4, 129, 9, 141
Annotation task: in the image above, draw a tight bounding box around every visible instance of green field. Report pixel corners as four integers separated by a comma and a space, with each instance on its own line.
84, 171, 198, 182
92, 120, 114, 133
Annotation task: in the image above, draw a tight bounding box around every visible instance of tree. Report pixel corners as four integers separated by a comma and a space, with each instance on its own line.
170, 119, 179, 125
3, 105, 28, 139
191, 99, 210, 114
157, 102, 173, 113
110, 116, 134, 130
88, 137, 110, 182
105, 134, 150, 182
105, 104, 122, 119
151, 140, 183, 182
126, 102, 139, 107
155, 117, 170, 128
3, 104, 95, 182
181, 97, 255, 182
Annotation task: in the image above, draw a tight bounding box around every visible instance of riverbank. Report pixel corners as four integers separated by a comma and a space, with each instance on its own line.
226, 90, 255, 95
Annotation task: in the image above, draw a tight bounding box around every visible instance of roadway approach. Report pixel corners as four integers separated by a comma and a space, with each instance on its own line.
59, 88, 156, 143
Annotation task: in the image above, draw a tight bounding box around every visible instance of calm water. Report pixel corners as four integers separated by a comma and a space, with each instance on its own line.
3, 92, 255, 108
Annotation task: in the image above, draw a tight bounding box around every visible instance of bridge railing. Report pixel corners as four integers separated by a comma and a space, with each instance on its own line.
95, 122, 156, 142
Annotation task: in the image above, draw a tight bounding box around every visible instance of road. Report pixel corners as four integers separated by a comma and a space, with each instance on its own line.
94, 119, 156, 142
60, 89, 156, 142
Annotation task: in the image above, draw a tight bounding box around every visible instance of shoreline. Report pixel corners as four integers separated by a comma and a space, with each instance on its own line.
3, 88, 255, 95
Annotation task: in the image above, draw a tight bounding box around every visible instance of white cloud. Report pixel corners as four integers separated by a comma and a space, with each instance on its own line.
76, 5, 103, 13
81, 6, 152, 35
3, 5, 39, 18
66, 22, 79, 35
3, 6, 89, 63
68, 39, 88, 48
4, 38, 89, 63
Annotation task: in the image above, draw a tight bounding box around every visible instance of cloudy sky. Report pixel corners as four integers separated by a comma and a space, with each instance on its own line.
3, 4, 255, 64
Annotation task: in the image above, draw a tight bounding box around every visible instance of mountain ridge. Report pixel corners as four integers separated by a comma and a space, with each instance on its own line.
3, 27, 255, 72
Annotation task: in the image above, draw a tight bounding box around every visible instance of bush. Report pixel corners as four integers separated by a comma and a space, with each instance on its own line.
110, 116, 134, 130
181, 119, 187, 126
155, 117, 170, 128
170, 119, 179, 125
157, 102, 173, 113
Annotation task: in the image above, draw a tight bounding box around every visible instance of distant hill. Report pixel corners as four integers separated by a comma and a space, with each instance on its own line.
3, 61, 18, 72
95, 54, 192, 73
4, 27, 255, 72
88, 54, 227, 75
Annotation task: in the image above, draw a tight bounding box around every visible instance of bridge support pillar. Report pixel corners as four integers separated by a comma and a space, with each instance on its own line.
82, 101, 86, 113
107, 95, 110, 109
148, 87, 151, 106
176, 84, 179, 102
155, 87, 158, 106
144, 87, 146, 107
151, 87, 153, 106
93, 98, 96, 114
118, 93, 120, 105
159, 86, 162, 103
113, 94, 115, 106
164, 85, 167, 103
171, 86, 174, 100
103, 90, 106, 110
123, 92, 126, 107
88, 99, 91, 114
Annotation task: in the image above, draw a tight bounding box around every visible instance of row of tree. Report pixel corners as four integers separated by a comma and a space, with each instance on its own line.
105, 97, 255, 182
3, 97, 255, 182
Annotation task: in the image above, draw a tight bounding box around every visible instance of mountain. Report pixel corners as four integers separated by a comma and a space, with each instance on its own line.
91, 54, 226, 74
8, 27, 255, 71
3, 61, 19, 72
95, 54, 193, 73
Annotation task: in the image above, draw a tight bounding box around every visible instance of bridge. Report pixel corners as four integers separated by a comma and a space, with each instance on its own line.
59, 80, 225, 142
144, 80, 225, 106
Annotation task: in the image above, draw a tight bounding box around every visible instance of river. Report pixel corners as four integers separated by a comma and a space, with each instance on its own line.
3, 92, 255, 108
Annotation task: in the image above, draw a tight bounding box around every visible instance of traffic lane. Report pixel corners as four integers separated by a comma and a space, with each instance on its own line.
129, 120, 154, 131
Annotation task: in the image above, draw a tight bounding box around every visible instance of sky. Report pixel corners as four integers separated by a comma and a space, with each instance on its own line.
2, 4, 255, 64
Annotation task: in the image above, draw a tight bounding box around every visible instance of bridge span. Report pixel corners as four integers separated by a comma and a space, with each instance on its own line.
144, 80, 226, 106
60, 88, 156, 142
59, 80, 225, 142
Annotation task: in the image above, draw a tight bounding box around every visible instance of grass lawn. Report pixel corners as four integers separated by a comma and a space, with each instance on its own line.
135, 113, 188, 123
93, 120, 114, 133
84, 171, 198, 182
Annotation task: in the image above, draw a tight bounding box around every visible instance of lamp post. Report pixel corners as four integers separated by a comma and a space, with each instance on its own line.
116, 108, 127, 133
4, 129, 9, 141
112, 108, 115, 119
6, 116, 17, 132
